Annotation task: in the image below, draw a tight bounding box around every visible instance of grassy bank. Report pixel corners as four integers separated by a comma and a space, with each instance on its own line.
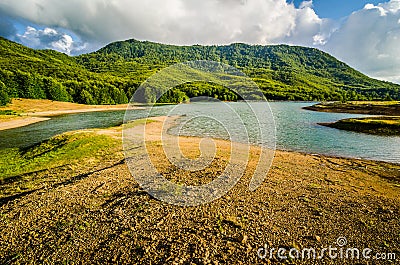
320, 116, 400, 136
304, 101, 400, 136
0, 129, 122, 197
0, 120, 399, 264
304, 101, 400, 116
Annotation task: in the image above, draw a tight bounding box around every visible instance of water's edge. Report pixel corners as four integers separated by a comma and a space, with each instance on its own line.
1, 102, 399, 163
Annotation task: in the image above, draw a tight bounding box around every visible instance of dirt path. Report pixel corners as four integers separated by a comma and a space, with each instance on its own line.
0, 119, 399, 264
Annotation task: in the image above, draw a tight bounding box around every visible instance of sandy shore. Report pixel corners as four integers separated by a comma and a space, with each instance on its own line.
1, 117, 399, 264
24, 106, 135, 117
0, 117, 50, 131
0, 99, 140, 131
0, 108, 129, 131
2, 98, 131, 113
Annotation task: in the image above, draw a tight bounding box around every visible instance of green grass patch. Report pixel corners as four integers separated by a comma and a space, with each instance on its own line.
348, 101, 400, 106
0, 131, 120, 181
345, 117, 400, 126
0, 110, 18, 115
322, 116, 400, 136
0, 110, 20, 120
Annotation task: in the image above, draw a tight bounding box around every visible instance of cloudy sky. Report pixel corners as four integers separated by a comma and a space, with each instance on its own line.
0, 0, 399, 83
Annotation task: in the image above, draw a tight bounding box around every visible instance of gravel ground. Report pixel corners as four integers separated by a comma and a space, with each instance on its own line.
1, 119, 399, 264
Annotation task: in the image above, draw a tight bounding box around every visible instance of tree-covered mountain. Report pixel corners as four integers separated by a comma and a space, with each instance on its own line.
0, 37, 129, 105
0, 37, 399, 106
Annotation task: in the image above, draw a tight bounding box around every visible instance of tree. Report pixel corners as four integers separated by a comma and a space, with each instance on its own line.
0, 81, 10, 106
384, 93, 393, 101
44, 77, 71, 102
80, 89, 96, 105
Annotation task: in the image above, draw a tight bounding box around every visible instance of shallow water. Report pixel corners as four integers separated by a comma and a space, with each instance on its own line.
1, 102, 399, 163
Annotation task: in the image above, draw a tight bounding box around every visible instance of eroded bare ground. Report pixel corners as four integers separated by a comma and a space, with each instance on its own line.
1, 120, 399, 264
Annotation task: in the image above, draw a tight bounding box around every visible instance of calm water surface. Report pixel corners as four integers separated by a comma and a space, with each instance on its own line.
1, 102, 399, 163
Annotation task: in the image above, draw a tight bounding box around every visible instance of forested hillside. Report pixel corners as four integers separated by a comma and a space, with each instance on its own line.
1, 37, 399, 106
0, 37, 129, 106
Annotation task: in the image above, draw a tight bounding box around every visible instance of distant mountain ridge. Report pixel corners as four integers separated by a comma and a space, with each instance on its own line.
0, 37, 399, 105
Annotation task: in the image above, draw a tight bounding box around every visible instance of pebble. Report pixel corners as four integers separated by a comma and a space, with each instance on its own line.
239, 234, 248, 244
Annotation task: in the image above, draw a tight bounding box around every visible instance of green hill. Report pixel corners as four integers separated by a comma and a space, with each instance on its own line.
0, 37, 129, 105
0, 37, 399, 106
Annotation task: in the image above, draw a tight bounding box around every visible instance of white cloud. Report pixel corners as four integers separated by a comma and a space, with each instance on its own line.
322, 0, 400, 83
364, 3, 388, 16
0, 0, 400, 83
51, 34, 73, 54
0, 0, 328, 47
299, 0, 313, 9
16, 26, 86, 55
281, 2, 333, 46
313, 34, 326, 45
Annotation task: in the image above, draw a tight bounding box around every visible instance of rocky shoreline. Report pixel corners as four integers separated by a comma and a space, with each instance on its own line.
1, 119, 399, 264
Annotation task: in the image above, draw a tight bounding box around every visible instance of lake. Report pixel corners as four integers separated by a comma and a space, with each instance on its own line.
1, 102, 399, 163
